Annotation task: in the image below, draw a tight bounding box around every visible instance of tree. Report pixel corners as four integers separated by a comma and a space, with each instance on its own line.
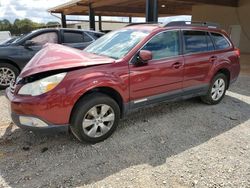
46, 21, 60, 26
0, 19, 50, 35
0, 19, 12, 31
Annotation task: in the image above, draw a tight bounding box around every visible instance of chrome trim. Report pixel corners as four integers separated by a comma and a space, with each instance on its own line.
134, 98, 148, 104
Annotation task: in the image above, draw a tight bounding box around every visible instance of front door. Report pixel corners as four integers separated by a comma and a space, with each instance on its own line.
18, 31, 59, 69
129, 30, 184, 108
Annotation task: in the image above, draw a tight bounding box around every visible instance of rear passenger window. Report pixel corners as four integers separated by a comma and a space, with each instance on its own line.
211, 32, 230, 50
183, 31, 214, 54
63, 32, 92, 43
142, 30, 180, 60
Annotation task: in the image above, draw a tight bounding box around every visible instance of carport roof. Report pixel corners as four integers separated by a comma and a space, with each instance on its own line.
48, 0, 239, 17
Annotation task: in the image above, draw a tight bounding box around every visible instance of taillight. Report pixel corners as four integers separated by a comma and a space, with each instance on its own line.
235, 48, 240, 57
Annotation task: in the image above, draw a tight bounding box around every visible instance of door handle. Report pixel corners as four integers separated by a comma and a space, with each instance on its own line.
209, 56, 217, 62
172, 62, 182, 69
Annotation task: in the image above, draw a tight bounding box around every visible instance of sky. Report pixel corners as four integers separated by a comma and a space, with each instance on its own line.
0, 0, 191, 23
0, 0, 69, 23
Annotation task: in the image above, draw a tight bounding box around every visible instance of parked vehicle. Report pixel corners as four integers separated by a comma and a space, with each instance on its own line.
6, 21, 240, 143
0, 28, 104, 89
0, 31, 11, 43
0, 36, 18, 45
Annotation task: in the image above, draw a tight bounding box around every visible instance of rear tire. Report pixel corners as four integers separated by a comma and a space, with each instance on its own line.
201, 73, 228, 105
0, 63, 19, 90
70, 93, 120, 143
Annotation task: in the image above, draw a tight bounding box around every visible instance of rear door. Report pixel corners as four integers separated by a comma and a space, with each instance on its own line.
129, 30, 184, 107
210, 32, 239, 79
182, 30, 215, 92
61, 30, 94, 49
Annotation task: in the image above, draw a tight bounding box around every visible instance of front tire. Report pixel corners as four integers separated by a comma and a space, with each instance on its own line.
201, 73, 228, 105
70, 93, 120, 143
0, 63, 19, 90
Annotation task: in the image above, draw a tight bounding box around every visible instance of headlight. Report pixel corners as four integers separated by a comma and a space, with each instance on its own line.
18, 72, 67, 96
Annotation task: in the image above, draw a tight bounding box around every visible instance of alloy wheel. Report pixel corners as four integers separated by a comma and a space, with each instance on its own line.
211, 78, 225, 101
82, 104, 115, 138
0, 67, 16, 87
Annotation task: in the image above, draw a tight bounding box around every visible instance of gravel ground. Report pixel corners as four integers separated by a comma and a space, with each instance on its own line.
0, 75, 250, 188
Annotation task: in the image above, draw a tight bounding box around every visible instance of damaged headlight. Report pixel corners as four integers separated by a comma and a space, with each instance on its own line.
18, 72, 67, 96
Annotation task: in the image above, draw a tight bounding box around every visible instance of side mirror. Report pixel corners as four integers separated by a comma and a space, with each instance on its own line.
24, 40, 35, 47
136, 50, 152, 65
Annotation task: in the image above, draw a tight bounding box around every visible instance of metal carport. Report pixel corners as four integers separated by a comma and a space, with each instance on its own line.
48, 0, 238, 31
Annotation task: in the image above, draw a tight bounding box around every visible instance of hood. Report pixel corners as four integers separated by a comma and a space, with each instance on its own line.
20, 43, 115, 78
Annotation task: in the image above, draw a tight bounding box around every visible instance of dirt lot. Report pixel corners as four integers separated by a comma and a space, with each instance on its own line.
0, 75, 249, 188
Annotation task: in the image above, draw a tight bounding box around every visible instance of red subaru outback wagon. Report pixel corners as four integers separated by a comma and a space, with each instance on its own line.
6, 21, 240, 143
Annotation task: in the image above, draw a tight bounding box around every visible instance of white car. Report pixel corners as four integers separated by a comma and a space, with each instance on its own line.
0, 31, 11, 43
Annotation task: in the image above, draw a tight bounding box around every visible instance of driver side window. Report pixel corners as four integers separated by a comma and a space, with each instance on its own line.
142, 30, 180, 60
30, 32, 58, 45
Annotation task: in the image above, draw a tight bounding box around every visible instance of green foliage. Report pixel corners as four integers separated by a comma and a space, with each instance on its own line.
0, 19, 48, 35
46, 21, 60, 26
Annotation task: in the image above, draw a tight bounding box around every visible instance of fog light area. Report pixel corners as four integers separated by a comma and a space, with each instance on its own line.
19, 116, 48, 127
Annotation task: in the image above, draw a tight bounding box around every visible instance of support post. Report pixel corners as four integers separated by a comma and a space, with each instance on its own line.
129, 16, 132, 23
153, 0, 158, 22
146, 0, 158, 22
61, 13, 66, 28
89, 3, 96, 30
98, 16, 102, 31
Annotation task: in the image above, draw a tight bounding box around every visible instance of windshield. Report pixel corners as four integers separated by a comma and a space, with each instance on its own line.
84, 29, 150, 59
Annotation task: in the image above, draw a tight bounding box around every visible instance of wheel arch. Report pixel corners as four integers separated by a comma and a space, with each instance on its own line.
0, 59, 21, 72
70, 86, 125, 124
213, 68, 231, 89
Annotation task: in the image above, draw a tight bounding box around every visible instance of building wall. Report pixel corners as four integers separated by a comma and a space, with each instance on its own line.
67, 21, 127, 32
192, 0, 250, 53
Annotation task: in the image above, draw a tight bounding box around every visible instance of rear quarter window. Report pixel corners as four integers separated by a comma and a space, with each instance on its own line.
211, 32, 231, 50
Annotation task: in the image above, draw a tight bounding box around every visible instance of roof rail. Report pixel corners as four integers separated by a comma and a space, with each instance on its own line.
164, 21, 220, 28
126, 22, 159, 27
